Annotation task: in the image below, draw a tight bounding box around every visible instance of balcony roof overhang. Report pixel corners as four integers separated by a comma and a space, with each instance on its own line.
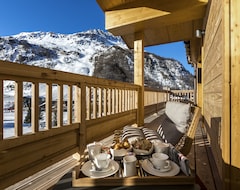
96, 0, 208, 65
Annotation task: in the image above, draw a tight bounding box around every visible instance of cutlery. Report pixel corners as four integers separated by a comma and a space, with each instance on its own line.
139, 159, 148, 177
136, 160, 143, 177
117, 160, 123, 177
147, 158, 155, 168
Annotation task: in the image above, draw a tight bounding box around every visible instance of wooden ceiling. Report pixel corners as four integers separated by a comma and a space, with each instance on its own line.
96, 0, 209, 64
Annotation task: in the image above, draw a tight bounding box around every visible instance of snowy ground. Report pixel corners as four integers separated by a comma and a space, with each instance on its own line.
3, 111, 68, 139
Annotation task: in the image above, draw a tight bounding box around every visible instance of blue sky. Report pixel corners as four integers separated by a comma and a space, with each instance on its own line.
0, 0, 194, 74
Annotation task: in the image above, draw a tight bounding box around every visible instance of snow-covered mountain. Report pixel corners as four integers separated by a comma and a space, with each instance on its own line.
0, 29, 194, 89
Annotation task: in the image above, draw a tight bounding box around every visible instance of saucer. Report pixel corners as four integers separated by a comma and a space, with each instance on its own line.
81, 160, 119, 178
148, 160, 172, 172
141, 160, 180, 176
90, 163, 113, 173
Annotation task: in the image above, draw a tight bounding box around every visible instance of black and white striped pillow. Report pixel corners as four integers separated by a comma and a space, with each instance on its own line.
157, 113, 184, 146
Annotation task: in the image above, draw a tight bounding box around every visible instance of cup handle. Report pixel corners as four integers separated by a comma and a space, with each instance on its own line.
164, 160, 171, 169
92, 159, 101, 171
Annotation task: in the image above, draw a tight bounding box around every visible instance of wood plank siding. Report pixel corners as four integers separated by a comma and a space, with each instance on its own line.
203, 0, 240, 188
202, 0, 223, 179
225, 0, 240, 189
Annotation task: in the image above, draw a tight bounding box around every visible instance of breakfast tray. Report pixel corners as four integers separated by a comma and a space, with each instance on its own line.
72, 154, 196, 187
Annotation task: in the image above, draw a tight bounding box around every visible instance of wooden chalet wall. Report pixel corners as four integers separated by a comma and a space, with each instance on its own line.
202, 0, 223, 178
203, 0, 240, 189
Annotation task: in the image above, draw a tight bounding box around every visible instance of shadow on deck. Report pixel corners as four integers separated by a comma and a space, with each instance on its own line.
187, 124, 221, 190
52, 111, 218, 190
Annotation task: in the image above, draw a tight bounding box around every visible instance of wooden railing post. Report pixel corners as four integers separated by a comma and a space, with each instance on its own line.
79, 83, 86, 154
67, 85, 73, 125
57, 84, 63, 127
46, 83, 52, 129
15, 81, 23, 136
32, 82, 39, 132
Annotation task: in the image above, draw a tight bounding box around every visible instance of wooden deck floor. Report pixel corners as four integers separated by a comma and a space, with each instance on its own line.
52, 111, 218, 190
188, 124, 218, 190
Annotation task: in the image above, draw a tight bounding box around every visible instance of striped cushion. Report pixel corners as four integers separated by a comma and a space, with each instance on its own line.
157, 113, 184, 146
142, 128, 161, 141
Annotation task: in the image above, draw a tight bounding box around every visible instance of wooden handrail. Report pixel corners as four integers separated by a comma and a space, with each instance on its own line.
177, 106, 202, 156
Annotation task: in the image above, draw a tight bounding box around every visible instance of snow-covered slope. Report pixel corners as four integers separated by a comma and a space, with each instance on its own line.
0, 29, 193, 89
0, 29, 126, 75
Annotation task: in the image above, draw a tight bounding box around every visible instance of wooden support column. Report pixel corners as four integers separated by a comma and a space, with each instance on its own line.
134, 32, 144, 126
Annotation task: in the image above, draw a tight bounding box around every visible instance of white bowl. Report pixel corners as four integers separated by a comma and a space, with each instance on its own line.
133, 143, 154, 155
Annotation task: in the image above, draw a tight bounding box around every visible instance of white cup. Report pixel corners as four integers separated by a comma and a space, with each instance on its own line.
153, 141, 169, 154
150, 153, 170, 170
87, 142, 102, 161
123, 155, 137, 177
94, 153, 111, 170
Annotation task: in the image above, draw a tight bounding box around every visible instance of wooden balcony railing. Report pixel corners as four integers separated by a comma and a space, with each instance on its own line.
170, 89, 195, 103
0, 60, 173, 189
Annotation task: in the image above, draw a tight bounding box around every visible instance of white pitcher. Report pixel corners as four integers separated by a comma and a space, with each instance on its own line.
123, 155, 137, 177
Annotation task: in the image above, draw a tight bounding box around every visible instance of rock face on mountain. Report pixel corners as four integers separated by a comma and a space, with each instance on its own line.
0, 29, 194, 89
93, 46, 134, 83
93, 45, 193, 89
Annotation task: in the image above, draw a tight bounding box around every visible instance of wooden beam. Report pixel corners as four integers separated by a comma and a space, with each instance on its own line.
108, 17, 203, 48
97, 0, 208, 12
96, 0, 137, 11
106, 7, 169, 30
106, 5, 206, 32
134, 32, 144, 126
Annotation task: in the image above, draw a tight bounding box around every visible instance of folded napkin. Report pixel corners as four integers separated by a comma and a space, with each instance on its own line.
142, 128, 161, 141
122, 126, 144, 141
168, 145, 191, 176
